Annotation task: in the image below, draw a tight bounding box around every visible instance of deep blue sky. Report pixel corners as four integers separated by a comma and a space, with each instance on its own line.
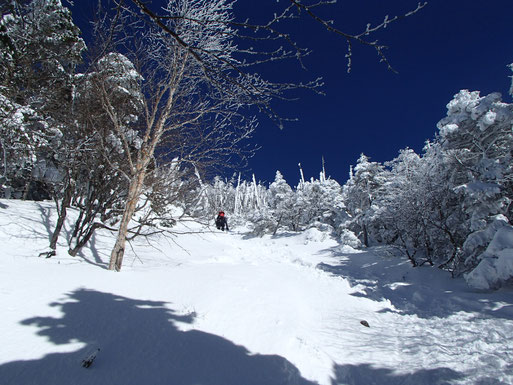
243, 0, 513, 186
71, 0, 513, 186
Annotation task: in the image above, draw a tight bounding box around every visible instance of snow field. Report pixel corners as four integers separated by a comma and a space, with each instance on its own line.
1, 200, 513, 385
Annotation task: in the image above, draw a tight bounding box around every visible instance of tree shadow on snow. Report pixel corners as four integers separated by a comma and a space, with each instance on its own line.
36, 202, 57, 244
0, 202, 58, 244
35, 203, 108, 268
331, 363, 464, 385
0, 289, 316, 385
71, 231, 110, 269
317, 246, 513, 321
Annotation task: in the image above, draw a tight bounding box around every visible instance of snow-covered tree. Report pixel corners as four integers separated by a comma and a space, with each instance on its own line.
56, 51, 147, 256
0, 95, 51, 199
267, 171, 295, 233
0, 0, 85, 200
245, 171, 295, 236
375, 146, 467, 268
436, 89, 513, 286
290, 175, 346, 233
0, 0, 85, 113
343, 154, 387, 246
437, 90, 513, 230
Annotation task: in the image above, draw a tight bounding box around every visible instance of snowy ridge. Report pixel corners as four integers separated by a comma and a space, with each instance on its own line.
1, 200, 513, 385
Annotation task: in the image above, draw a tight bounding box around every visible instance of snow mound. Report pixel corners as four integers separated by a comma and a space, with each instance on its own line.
301, 227, 330, 243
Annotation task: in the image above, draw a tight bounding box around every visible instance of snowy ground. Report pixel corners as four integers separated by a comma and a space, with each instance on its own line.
1, 199, 512, 385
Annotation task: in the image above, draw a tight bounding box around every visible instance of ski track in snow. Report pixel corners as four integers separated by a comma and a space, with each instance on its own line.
0, 200, 513, 385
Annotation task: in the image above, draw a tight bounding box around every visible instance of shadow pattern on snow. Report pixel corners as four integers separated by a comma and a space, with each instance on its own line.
0, 289, 316, 385
0, 202, 57, 244
331, 363, 464, 385
317, 246, 513, 320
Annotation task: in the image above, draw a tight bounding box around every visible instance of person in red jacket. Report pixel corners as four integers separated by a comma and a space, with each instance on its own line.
215, 211, 229, 231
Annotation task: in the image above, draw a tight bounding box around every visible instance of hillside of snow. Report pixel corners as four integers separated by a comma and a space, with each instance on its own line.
1, 199, 512, 385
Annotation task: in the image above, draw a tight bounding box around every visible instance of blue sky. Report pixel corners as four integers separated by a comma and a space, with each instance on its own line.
71, 0, 513, 186
242, 0, 513, 186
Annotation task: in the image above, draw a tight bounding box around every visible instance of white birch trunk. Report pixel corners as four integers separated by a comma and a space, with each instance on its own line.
234, 172, 241, 215
252, 174, 261, 209
109, 165, 147, 271
298, 163, 305, 189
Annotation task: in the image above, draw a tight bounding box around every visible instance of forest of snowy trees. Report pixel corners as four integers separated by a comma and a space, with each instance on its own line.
1, 0, 513, 289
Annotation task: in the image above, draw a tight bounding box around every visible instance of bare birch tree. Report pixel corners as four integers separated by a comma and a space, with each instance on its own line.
92, 0, 259, 270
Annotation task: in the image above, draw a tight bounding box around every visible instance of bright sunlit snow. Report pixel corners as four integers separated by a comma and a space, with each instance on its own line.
1, 199, 512, 385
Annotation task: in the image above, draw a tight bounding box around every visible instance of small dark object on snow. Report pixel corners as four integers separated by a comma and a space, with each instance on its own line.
360, 320, 370, 328
81, 348, 100, 368
38, 250, 56, 259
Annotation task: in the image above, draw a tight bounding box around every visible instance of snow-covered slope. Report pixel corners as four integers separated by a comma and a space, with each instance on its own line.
1, 200, 512, 385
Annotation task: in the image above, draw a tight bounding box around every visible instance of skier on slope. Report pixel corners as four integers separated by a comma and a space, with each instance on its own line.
215, 211, 229, 231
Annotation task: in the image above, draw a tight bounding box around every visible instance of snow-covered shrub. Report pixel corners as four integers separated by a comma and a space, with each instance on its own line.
465, 224, 513, 290
339, 229, 361, 248
293, 175, 348, 234
346, 87, 513, 279
363, 145, 467, 268
247, 208, 277, 237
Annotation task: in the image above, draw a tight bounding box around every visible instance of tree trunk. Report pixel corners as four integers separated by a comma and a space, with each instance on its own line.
22, 180, 31, 200
49, 182, 73, 250
68, 222, 101, 257
362, 224, 369, 247
108, 167, 146, 271
273, 215, 282, 236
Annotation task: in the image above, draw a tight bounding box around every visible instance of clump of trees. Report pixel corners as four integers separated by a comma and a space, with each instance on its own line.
356, 88, 513, 289
191, 168, 348, 237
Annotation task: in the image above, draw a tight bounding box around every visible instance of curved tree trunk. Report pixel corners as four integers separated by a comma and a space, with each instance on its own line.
49, 181, 74, 250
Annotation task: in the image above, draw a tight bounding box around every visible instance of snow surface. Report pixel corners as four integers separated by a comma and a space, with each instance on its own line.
1, 199, 513, 385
